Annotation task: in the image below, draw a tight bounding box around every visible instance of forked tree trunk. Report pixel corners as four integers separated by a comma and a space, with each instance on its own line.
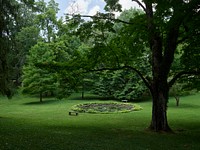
174, 96, 180, 106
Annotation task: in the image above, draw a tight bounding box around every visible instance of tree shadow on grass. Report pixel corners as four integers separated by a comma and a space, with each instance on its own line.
23, 99, 60, 105
129, 97, 152, 103
169, 103, 200, 109
69, 95, 115, 101
69, 95, 152, 104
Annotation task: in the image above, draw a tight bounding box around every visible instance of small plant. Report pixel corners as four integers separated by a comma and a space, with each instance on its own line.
71, 102, 142, 114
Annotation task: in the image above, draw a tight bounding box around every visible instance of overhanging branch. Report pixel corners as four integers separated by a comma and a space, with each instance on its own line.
177, 32, 200, 44
87, 65, 152, 91
132, 0, 146, 13
168, 70, 200, 87
67, 14, 134, 25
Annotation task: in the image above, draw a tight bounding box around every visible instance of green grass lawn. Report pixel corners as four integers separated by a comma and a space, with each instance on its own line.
0, 93, 200, 150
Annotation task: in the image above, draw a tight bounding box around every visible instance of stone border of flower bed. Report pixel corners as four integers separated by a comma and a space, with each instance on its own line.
71, 102, 142, 114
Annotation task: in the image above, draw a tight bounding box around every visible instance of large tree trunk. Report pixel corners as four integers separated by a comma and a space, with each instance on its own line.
144, 1, 179, 132
148, 32, 172, 131
149, 80, 171, 132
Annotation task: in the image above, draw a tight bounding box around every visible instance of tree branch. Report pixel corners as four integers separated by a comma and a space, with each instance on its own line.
177, 32, 200, 44
177, 36, 189, 44
132, 0, 146, 13
124, 65, 152, 91
87, 65, 152, 91
67, 14, 134, 25
168, 70, 200, 87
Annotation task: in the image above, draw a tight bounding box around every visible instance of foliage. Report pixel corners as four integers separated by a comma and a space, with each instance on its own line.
6, 0, 60, 94
91, 70, 148, 101
9, 26, 41, 87
69, 9, 151, 101
19, 0, 86, 100
34, 0, 59, 42
22, 32, 85, 100
22, 42, 57, 101
51, 35, 84, 99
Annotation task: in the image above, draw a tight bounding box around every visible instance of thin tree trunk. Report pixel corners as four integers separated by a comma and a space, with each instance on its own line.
82, 91, 84, 99
82, 82, 85, 99
40, 92, 43, 103
174, 96, 180, 106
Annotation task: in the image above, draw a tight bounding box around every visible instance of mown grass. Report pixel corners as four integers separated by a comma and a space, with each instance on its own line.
0, 93, 200, 150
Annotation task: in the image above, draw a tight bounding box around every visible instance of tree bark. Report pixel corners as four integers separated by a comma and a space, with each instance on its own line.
149, 79, 172, 132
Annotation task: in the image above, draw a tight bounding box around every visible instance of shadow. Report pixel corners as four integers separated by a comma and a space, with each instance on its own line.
0, 116, 11, 120
71, 97, 115, 101
23, 99, 60, 105
69, 94, 152, 103
69, 94, 116, 101
169, 103, 200, 109
128, 97, 152, 103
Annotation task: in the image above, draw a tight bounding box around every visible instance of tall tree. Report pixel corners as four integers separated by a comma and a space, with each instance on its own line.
12, 0, 59, 87
34, 0, 59, 43
104, 0, 200, 131
69, 0, 200, 132
22, 42, 57, 102
0, 0, 34, 98
10, 6, 40, 86
12, 26, 40, 86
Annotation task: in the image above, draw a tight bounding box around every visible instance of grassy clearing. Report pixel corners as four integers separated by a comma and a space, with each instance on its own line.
0, 93, 200, 150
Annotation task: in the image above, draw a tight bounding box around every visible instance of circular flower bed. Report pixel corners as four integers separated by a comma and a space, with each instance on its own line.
71, 102, 142, 114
